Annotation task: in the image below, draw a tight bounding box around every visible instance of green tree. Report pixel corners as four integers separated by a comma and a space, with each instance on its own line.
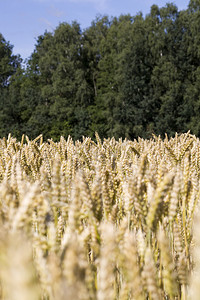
94, 15, 134, 139
28, 22, 93, 140
181, 0, 200, 135
118, 12, 155, 139
82, 15, 112, 138
0, 33, 22, 137
147, 4, 185, 136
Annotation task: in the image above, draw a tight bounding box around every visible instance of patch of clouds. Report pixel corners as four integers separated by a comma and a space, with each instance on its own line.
48, 5, 65, 18
39, 17, 55, 30
69, 0, 108, 10
32, 0, 108, 10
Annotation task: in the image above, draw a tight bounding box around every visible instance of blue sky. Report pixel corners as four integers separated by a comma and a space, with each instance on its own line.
0, 0, 189, 61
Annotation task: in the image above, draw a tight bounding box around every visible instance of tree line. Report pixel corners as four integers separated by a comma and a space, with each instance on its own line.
1, 0, 200, 141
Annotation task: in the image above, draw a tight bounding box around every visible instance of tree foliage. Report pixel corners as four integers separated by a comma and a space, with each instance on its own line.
1, 1, 200, 140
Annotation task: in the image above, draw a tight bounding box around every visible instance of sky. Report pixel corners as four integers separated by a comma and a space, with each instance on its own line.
0, 0, 190, 61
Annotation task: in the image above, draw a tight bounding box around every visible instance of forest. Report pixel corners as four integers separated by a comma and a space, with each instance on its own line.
1, 0, 200, 141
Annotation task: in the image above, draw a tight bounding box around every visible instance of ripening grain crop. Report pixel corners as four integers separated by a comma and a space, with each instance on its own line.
0, 131, 199, 299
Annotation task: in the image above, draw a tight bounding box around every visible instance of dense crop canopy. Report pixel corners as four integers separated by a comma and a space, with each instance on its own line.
0, 132, 199, 299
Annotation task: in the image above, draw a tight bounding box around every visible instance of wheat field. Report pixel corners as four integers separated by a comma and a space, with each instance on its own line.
0, 131, 200, 299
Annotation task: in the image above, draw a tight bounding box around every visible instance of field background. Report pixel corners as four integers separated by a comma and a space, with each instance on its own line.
1, 2, 200, 141
0, 132, 199, 299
